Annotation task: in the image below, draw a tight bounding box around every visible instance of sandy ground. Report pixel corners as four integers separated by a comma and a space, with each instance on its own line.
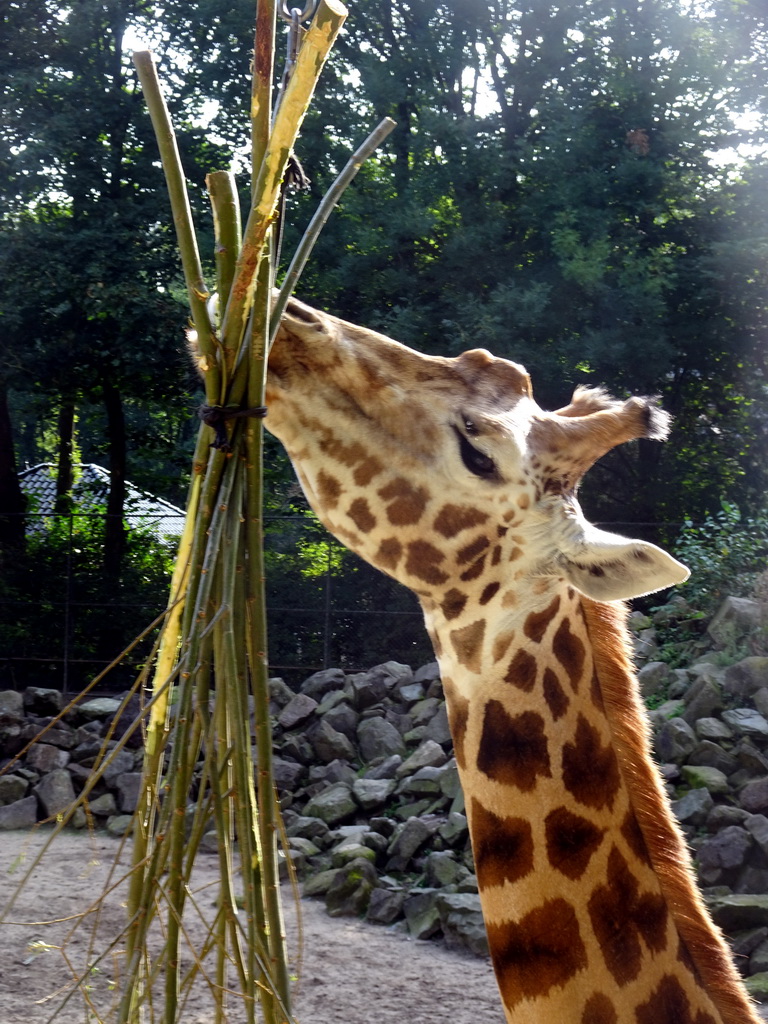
0, 829, 504, 1024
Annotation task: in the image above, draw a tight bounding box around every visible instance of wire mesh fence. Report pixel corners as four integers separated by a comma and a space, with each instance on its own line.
0, 510, 433, 694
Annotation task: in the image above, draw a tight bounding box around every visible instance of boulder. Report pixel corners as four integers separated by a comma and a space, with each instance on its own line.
436, 892, 489, 956
0, 774, 28, 806
0, 795, 38, 829
77, 697, 122, 721
324, 857, 378, 917
655, 718, 697, 764
721, 708, 768, 741
357, 717, 406, 762
278, 693, 318, 730
672, 787, 714, 825
725, 658, 768, 698
696, 826, 753, 884
303, 782, 357, 826
366, 886, 406, 924
687, 741, 739, 777
300, 668, 346, 701
321, 702, 360, 741
114, 772, 143, 813
34, 768, 76, 818
403, 889, 442, 940
708, 894, 768, 931
26, 743, 70, 773
386, 816, 432, 871
395, 739, 448, 778
23, 687, 63, 715
637, 661, 673, 698
695, 717, 734, 742
681, 679, 723, 725
708, 598, 762, 647
680, 765, 730, 794
352, 777, 396, 812
308, 720, 357, 764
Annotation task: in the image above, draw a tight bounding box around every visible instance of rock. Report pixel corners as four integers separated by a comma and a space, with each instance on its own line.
357, 717, 406, 762
436, 892, 489, 956
346, 671, 389, 711
424, 704, 452, 746
308, 759, 356, 788
708, 598, 763, 647
366, 886, 406, 924
105, 814, 133, 836
300, 668, 346, 701
745, 815, 768, 857
102, 748, 136, 783
34, 768, 76, 817
309, 719, 357, 764
352, 777, 396, 811
23, 687, 63, 715
114, 772, 143, 813
672, 787, 714, 825
724, 658, 768, 699
655, 718, 697, 764
395, 740, 448, 778
745, 973, 768, 1000
88, 792, 117, 816
398, 683, 425, 705
729, 926, 768, 962
733, 740, 768, 776
424, 850, 463, 888
77, 697, 122, 721
365, 755, 403, 781
707, 806, 750, 831
681, 679, 723, 725
751, 941, 768, 975
330, 840, 376, 867
268, 676, 295, 709
0, 774, 28, 806
278, 693, 318, 730
638, 661, 673, 698
696, 826, 753, 884
680, 765, 730, 794
302, 869, 340, 897
687, 741, 739, 777
403, 889, 442, 940
737, 867, 768, 896
285, 815, 330, 844
386, 816, 432, 871
438, 812, 469, 847
324, 857, 378, 917
414, 661, 441, 684
26, 743, 70, 773
695, 717, 734, 742
303, 782, 357, 825
721, 708, 768, 740
397, 766, 445, 797
0, 795, 38, 829
752, 687, 768, 719
708, 894, 768, 931
321, 702, 360, 741
272, 757, 306, 792
0, 690, 24, 717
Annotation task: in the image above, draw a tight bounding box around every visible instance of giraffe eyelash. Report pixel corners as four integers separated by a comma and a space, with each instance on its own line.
453, 425, 498, 480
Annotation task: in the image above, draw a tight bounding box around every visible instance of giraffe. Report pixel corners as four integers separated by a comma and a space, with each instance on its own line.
263, 296, 761, 1024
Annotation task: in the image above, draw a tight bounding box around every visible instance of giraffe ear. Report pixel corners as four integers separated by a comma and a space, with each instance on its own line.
557, 525, 690, 602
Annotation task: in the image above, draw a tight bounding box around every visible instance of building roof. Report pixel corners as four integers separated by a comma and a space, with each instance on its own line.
19, 463, 186, 540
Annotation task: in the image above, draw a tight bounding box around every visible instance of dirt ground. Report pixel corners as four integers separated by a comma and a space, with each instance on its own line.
0, 828, 504, 1024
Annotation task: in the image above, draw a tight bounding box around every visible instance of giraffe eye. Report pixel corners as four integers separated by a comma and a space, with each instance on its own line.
454, 427, 497, 479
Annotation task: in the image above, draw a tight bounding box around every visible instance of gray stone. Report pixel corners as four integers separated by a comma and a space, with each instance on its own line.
736, 867, 768, 895
285, 815, 330, 844
303, 782, 357, 825
115, 772, 143, 813
696, 826, 753, 883
0, 690, 23, 717
300, 667, 346, 700
34, 722, 76, 750
745, 973, 768, 1000
23, 687, 63, 714
395, 739, 448, 778
102, 748, 136, 783
346, 671, 388, 711
725, 658, 768, 698
672, 787, 715, 825
409, 697, 440, 727
708, 598, 763, 647
424, 850, 462, 888
373, 661, 414, 689
753, 687, 768, 720
722, 708, 768, 739
638, 661, 673, 698
271, 757, 305, 792
0, 795, 38, 829
397, 766, 444, 797
88, 792, 117, 816
324, 857, 378, 918
709, 894, 768, 931
330, 840, 376, 867
707, 805, 751, 831
729, 927, 768, 961
681, 679, 724, 725
268, 676, 295, 709
398, 683, 425, 705
352, 777, 396, 811
438, 811, 469, 847
0, 774, 27, 806
357, 717, 406, 762
403, 889, 442, 940
365, 755, 403, 781
308, 759, 356, 787
386, 816, 431, 870
655, 717, 697, 764
750, 940, 768, 975
745, 815, 768, 857
436, 892, 489, 956
278, 693, 318, 730
302, 869, 339, 897
26, 743, 70, 773
105, 814, 134, 836
424, 704, 452, 746
321, 702, 360, 741
687, 741, 739, 776
78, 697, 121, 721
680, 764, 730, 793
33, 768, 76, 818
309, 719, 357, 764
366, 886, 405, 924
414, 661, 441, 685
734, 740, 768, 775
695, 717, 734, 742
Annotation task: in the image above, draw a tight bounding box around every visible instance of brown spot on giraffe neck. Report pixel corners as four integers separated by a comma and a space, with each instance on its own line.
581, 992, 618, 1024
552, 615, 586, 690
545, 806, 606, 880
440, 588, 467, 621
479, 581, 500, 605
588, 846, 669, 988
405, 540, 449, 585
503, 648, 537, 692
470, 798, 534, 891
375, 536, 402, 572
378, 477, 429, 525
316, 469, 342, 508
433, 504, 489, 538
543, 667, 570, 720
449, 619, 486, 672
636, 975, 717, 1024
523, 595, 561, 643
457, 534, 490, 565
477, 702, 551, 791
443, 679, 469, 769
346, 496, 377, 533
486, 898, 587, 1011
561, 714, 621, 810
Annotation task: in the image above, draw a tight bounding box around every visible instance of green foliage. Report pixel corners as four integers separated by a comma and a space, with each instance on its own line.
674, 501, 768, 614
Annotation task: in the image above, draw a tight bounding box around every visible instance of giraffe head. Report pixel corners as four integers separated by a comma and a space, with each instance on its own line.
266, 297, 688, 603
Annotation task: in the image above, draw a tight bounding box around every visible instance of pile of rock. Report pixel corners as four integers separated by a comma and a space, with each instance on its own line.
1, 592, 768, 982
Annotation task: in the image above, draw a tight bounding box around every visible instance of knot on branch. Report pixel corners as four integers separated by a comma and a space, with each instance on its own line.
198, 404, 268, 452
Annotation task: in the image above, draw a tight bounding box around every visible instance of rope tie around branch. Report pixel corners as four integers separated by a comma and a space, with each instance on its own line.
198, 404, 268, 452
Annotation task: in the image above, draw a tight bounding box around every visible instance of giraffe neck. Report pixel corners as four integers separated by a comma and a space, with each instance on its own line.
423, 581, 748, 1024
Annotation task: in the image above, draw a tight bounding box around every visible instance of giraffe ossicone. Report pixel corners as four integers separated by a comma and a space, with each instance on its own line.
263, 297, 760, 1024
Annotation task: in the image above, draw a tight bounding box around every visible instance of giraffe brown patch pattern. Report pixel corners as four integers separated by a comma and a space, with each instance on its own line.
353, 454, 384, 486
460, 555, 487, 582
433, 504, 489, 538
378, 477, 429, 526
492, 629, 515, 663
561, 714, 621, 810
590, 670, 605, 711
588, 846, 669, 988
471, 797, 534, 890
449, 619, 486, 672
479, 581, 500, 605
486, 898, 587, 1011
545, 807, 606, 881
581, 993, 618, 1024
543, 667, 569, 720
523, 596, 562, 643
503, 648, 537, 692
621, 810, 652, 867
404, 540, 449, 585
635, 975, 717, 1024
315, 469, 342, 508
443, 679, 469, 769
346, 497, 377, 533
552, 616, 586, 690
477, 703, 551, 791
375, 537, 402, 572
440, 588, 467, 621
457, 535, 490, 565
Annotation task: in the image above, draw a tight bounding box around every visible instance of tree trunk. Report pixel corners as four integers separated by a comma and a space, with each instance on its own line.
102, 379, 126, 578
54, 401, 76, 514
0, 383, 27, 554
